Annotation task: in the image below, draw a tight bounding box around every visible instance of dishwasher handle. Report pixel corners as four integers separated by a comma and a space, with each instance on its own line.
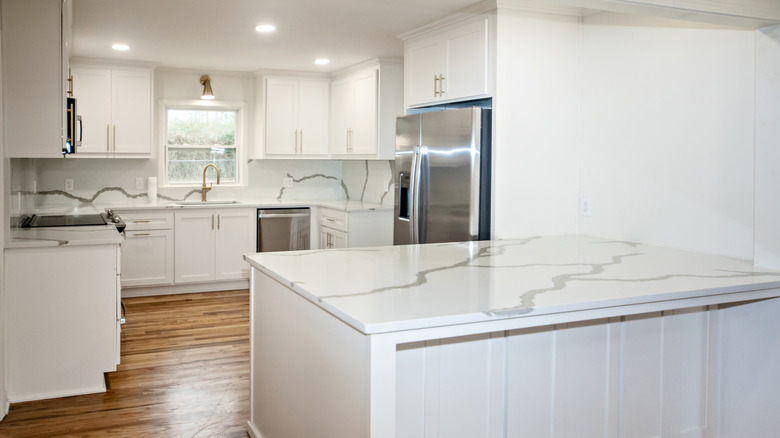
258, 212, 311, 219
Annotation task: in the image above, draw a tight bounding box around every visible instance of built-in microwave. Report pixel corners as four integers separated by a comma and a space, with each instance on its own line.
64, 96, 81, 155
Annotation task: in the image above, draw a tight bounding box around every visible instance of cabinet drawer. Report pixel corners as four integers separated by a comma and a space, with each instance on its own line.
121, 229, 174, 287
121, 211, 174, 231
320, 208, 348, 232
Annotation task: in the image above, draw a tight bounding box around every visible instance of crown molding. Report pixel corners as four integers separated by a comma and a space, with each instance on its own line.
396, 0, 497, 41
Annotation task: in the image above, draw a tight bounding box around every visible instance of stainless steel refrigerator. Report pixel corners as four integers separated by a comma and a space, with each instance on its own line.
393, 107, 491, 245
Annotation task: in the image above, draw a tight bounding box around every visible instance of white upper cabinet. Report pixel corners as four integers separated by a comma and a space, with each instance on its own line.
264, 77, 329, 157
329, 59, 403, 160
2, 0, 71, 158
330, 68, 378, 156
70, 66, 152, 157
404, 18, 490, 107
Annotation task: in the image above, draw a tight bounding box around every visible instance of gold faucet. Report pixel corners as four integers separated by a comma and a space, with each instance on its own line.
201, 164, 221, 201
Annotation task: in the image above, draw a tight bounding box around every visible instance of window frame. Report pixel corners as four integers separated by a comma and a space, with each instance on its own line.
158, 99, 248, 188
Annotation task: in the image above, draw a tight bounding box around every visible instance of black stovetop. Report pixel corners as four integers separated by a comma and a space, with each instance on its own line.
20, 213, 108, 228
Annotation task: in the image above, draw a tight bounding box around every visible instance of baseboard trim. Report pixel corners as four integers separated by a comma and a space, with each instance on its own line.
246, 420, 263, 438
122, 279, 250, 297
1, 397, 8, 421
8, 384, 107, 404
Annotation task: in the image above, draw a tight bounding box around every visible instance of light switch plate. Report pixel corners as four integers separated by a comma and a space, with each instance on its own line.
282, 177, 294, 188
64, 179, 74, 191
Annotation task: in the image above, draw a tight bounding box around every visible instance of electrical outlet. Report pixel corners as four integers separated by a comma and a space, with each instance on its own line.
580, 196, 592, 217
64, 179, 74, 191
136, 178, 145, 190
282, 177, 294, 188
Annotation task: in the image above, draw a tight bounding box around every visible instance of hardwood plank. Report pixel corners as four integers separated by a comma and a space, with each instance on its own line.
0, 290, 250, 437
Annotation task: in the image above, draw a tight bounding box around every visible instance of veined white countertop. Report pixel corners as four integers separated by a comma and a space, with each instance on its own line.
7, 198, 388, 248
7, 203, 123, 248
7, 225, 123, 248
244, 235, 780, 334
100, 198, 390, 212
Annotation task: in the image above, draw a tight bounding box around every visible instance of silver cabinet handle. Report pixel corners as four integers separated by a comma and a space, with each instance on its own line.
113, 125, 117, 151
294, 130, 298, 153
106, 124, 110, 151
300, 129, 303, 153
211, 214, 215, 230
218, 214, 221, 230
132, 220, 151, 223
132, 233, 151, 237
433, 74, 438, 97
439, 74, 445, 96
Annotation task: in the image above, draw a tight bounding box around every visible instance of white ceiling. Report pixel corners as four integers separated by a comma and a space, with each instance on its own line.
72, 0, 483, 73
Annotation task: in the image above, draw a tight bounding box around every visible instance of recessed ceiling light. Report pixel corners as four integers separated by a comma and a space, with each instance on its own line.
314, 58, 330, 65
255, 24, 276, 33
112, 43, 130, 51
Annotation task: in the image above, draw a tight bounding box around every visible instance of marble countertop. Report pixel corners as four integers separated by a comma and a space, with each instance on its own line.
244, 235, 780, 334
100, 198, 390, 212
7, 225, 123, 248
7, 203, 124, 248
7, 198, 388, 248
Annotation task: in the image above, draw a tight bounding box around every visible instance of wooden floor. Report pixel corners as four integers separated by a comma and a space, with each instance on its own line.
0, 290, 250, 438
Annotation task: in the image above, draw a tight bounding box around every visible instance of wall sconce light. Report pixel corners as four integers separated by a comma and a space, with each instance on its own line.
200, 75, 215, 100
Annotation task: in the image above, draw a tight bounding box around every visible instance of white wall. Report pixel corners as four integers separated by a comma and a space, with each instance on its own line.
579, 13, 756, 259
493, 10, 581, 239
493, 10, 760, 261
753, 24, 780, 269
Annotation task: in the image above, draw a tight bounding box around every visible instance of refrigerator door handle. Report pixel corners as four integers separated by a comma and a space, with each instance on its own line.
410, 145, 425, 244
409, 146, 419, 244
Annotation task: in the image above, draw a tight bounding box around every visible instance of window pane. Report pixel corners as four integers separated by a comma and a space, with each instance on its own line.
165, 107, 240, 185
167, 147, 237, 184
167, 109, 236, 146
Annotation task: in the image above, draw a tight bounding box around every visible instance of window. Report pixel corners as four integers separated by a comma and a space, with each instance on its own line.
160, 100, 246, 186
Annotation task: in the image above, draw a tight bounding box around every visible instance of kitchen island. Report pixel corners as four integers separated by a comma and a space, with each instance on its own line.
244, 235, 780, 438
5, 205, 123, 402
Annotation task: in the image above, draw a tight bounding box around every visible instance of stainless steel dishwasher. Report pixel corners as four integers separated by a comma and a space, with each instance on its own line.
257, 208, 311, 252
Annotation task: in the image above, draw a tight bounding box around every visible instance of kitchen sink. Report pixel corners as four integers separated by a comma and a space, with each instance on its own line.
174, 200, 242, 206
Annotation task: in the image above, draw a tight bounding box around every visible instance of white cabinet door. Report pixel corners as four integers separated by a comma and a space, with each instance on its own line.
444, 19, 489, 101
72, 67, 111, 154
2, 0, 66, 158
265, 78, 298, 155
330, 78, 353, 154
121, 229, 174, 287
174, 211, 216, 283
320, 228, 347, 249
111, 69, 152, 155
406, 37, 445, 106
404, 18, 489, 107
70, 66, 152, 157
297, 81, 330, 156
351, 69, 378, 155
330, 68, 378, 156
215, 208, 256, 281
265, 78, 329, 156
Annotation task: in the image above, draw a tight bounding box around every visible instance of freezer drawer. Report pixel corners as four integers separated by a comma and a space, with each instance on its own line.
257, 208, 311, 252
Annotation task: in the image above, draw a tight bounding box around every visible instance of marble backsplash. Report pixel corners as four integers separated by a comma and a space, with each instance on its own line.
11, 158, 394, 216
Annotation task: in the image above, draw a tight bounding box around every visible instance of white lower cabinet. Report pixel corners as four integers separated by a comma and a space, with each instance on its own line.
321, 227, 347, 249
317, 207, 392, 249
175, 208, 255, 283
5, 243, 120, 402
120, 211, 174, 287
